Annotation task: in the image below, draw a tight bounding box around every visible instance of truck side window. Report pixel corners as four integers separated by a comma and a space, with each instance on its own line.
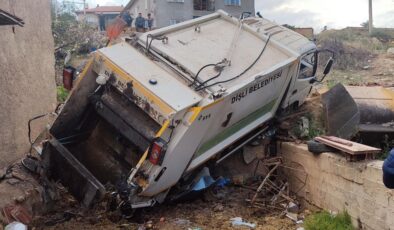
299, 52, 317, 79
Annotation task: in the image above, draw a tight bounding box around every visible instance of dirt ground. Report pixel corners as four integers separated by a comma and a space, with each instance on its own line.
31, 185, 297, 230
325, 53, 394, 87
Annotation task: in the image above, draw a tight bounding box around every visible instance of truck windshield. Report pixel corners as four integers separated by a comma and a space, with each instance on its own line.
299, 52, 317, 79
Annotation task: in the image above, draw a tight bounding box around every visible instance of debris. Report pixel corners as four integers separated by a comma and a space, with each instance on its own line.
362, 65, 370, 70
4, 222, 27, 230
299, 117, 309, 138
285, 212, 298, 222
287, 202, 299, 213
213, 204, 224, 212
232, 175, 245, 185
1, 204, 32, 225
315, 136, 381, 161
174, 218, 192, 226
251, 158, 282, 203
230, 217, 256, 229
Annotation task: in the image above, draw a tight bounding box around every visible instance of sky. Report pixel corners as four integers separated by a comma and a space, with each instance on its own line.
88, 0, 394, 30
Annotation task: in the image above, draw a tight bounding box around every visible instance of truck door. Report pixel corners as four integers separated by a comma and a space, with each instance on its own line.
288, 51, 317, 107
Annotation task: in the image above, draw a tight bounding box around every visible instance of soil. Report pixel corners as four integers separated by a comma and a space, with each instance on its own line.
31, 185, 298, 230
326, 53, 394, 87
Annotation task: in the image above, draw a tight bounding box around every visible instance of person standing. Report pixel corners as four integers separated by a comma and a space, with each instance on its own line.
135, 13, 145, 32
383, 148, 394, 189
99, 13, 106, 31
122, 11, 133, 28
147, 13, 154, 31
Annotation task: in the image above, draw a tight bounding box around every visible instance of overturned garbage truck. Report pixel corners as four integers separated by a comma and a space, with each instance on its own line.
42, 11, 333, 210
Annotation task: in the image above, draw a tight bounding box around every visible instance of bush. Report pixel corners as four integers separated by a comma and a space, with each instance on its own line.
57, 86, 69, 103
371, 29, 393, 42
305, 211, 354, 230
318, 38, 371, 70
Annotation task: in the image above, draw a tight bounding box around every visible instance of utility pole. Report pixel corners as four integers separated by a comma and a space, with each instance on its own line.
368, 0, 373, 35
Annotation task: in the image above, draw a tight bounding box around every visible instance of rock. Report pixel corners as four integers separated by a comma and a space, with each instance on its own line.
363, 65, 370, 70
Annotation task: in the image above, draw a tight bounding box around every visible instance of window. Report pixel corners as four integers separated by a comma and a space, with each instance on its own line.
167, 0, 184, 2
299, 52, 317, 79
224, 0, 241, 6
194, 0, 215, 11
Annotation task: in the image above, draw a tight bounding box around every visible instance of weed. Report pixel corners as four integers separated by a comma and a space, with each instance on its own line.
305, 210, 354, 230
379, 135, 394, 160
57, 86, 69, 103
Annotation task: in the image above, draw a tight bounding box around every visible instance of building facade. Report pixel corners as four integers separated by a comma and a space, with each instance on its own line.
75, 5, 123, 29
127, 0, 255, 28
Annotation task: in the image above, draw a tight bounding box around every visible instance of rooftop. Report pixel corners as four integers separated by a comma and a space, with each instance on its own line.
75, 6, 123, 14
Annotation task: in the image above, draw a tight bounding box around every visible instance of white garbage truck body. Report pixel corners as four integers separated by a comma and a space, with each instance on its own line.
44, 11, 329, 208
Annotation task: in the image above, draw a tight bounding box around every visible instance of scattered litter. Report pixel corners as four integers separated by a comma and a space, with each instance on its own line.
174, 218, 192, 226
299, 117, 309, 138
285, 212, 298, 222
287, 201, 299, 213
296, 227, 305, 230
230, 217, 256, 229
4, 222, 27, 230
215, 177, 230, 188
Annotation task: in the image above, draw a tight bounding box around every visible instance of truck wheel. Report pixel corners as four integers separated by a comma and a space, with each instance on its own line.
307, 140, 335, 154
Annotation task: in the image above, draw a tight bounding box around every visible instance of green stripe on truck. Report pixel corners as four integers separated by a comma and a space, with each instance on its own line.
195, 99, 277, 156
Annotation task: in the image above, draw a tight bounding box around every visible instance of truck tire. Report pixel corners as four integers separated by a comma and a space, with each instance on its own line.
307, 140, 335, 154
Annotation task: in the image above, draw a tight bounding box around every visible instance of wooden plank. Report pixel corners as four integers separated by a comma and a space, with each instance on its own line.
314, 136, 381, 155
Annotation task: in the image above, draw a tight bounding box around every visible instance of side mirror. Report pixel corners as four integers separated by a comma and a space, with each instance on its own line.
323, 58, 334, 75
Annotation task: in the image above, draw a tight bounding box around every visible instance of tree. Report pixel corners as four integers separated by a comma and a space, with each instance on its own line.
361, 20, 369, 28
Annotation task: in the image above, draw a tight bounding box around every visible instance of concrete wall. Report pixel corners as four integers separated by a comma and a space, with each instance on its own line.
214, 0, 255, 18
278, 142, 394, 230
129, 0, 255, 28
155, 0, 193, 28
0, 0, 57, 168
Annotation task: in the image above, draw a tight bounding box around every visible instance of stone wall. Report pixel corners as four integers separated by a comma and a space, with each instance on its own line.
278, 142, 394, 230
0, 0, 57, 168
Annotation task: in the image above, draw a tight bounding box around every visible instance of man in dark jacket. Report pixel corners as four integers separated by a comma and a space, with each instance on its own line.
122, 11, 133, 28
383, 148, 394, 189
135, 13, 145, 32
99, 13, 106, 31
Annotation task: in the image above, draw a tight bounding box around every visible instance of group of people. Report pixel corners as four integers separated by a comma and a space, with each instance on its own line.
121, 11, 154, 32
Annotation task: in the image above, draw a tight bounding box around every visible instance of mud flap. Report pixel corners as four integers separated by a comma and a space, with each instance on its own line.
42, 138, 106, 207
322, 83, 360, 139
